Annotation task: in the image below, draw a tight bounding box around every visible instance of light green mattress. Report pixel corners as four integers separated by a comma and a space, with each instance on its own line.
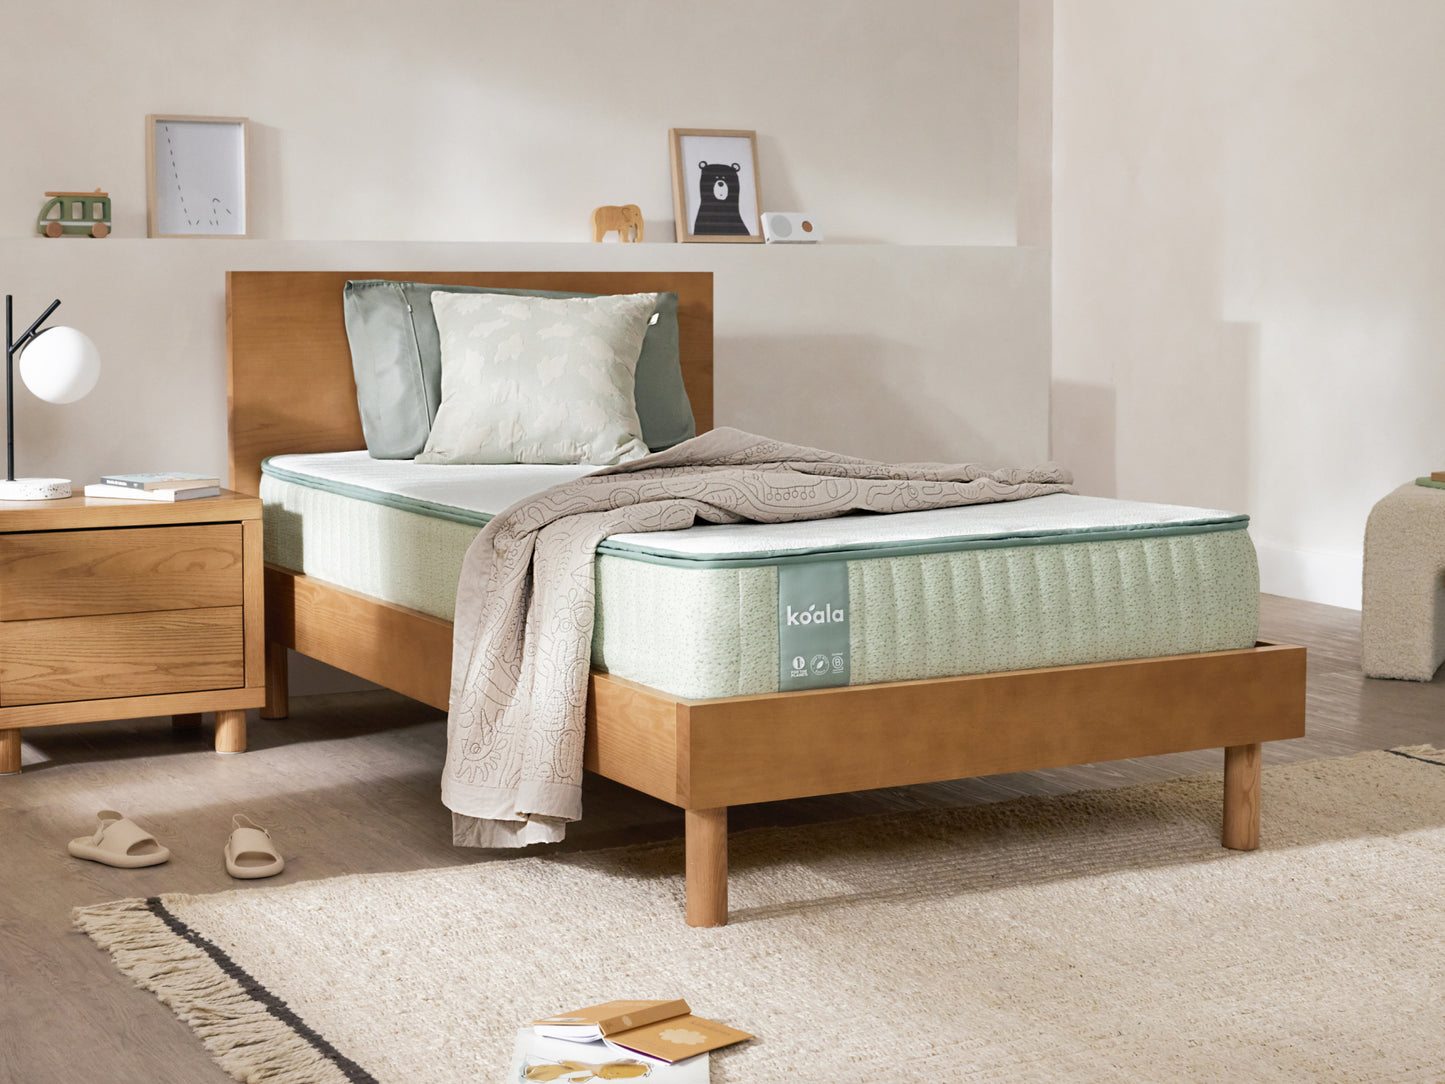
261, 455, 1260, 701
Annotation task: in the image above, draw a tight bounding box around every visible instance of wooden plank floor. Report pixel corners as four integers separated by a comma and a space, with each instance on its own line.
1, 595, 1441, 1084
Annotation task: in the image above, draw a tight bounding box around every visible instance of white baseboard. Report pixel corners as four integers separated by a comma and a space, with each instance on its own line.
1255, 541, 1362, 611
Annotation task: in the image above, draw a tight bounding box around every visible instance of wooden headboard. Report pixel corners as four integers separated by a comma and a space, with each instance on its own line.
226, 270, 715, 496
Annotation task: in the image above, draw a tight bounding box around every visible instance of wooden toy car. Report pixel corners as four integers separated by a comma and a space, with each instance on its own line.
38, 189, 111, 237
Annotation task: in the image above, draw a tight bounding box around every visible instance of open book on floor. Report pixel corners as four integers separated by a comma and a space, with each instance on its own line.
532, 1000, 752, 1063
511, 1031, 708, 1082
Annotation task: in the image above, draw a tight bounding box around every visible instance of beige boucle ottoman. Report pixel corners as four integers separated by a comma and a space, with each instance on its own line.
1362, 483, 1445, 680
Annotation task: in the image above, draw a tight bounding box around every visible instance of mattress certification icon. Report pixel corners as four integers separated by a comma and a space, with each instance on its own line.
811, 654, 830, 676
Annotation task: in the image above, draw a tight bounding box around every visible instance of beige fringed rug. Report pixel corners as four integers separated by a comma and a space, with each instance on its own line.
75, 748, 1445, 1083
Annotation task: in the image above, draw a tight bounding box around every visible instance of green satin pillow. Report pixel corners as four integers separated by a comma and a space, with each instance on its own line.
342, 280, 692, 459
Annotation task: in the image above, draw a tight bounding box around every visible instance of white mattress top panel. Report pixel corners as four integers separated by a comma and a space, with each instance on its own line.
266, 451, 595, 516
605, 493, 1244, 558
264, 451, 1247, 564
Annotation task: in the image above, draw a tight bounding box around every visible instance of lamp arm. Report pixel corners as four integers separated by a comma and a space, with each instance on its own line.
6, 298, 62, 356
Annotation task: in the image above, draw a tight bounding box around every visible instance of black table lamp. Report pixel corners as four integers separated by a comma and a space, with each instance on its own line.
2, 295, 100, 500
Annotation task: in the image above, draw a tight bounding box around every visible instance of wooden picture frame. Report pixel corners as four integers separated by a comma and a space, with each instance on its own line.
146, 115, 250, 238
669, 128, 763, 243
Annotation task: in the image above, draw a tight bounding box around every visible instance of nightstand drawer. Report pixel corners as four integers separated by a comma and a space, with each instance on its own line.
0, 607, 244, 706
0, 524, 243, 621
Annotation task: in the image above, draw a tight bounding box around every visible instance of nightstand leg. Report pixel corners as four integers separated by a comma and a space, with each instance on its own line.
260, 641, 289, 719
214, 710, 247, 754
0, 729, 20, 775
172, 713, 203, 730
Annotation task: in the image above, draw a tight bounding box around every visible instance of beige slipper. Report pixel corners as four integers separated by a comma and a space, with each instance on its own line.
68, 810, 170, 868
225, 814, 285, 879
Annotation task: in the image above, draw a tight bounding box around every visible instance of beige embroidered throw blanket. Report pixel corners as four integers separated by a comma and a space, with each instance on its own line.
443, 428, 1075, 847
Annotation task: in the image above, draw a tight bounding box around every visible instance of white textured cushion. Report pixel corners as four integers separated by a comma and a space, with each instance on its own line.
416, 291, 657, 466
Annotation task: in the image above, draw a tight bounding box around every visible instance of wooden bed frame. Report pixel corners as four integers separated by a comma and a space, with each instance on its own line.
227, 269, 1306, 927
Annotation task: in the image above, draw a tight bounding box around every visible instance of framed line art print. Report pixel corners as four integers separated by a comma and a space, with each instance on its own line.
146, 115, 250, 238
669, 128, 763, 243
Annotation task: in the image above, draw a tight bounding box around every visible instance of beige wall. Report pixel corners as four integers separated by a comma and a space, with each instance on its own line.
0, 0, 1051, 474
0, 239, 1050, 487
1, 0, 1045, 482
1053, 0, 1445, 608
3, 0, 1019, 245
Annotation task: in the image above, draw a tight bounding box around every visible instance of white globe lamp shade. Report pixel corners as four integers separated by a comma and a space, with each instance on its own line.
19, 326, 101, 403
0, 323, 101, 501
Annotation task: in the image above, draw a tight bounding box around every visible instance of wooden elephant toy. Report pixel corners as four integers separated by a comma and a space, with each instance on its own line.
591, 204, 644, 243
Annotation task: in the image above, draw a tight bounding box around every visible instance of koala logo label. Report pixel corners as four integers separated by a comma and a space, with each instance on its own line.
784, 603, 845, 627
693, 161, 751, 236
778, 562, 848, 690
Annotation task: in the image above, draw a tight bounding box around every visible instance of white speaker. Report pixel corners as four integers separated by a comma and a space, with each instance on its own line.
761, 212, 821, 243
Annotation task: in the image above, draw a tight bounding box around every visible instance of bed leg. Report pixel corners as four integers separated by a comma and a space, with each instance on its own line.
260, 642, 289, 720
685, 807, 728, 927
1223, 742, 1261, 850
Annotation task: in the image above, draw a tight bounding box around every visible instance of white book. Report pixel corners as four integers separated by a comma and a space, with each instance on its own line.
509, 1031, 708, 1082
84, 483, 221, 502
99, 472, 220, 491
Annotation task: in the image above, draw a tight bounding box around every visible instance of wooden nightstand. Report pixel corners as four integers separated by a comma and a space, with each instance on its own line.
0, 490, 264, 774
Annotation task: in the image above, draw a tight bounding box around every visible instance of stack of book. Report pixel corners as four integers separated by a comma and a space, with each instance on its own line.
512, 999, 751, 1081
84, 473, 221, 502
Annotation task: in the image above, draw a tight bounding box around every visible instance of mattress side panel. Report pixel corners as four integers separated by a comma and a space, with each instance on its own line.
847, 531, 1260, 687
261, 475, 480, 621
594, 529, 1258, 700
263, 473, 1260, 701
591, 557, 778, 700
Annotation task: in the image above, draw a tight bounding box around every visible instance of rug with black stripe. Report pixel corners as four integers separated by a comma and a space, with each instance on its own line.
75, 746, 1445, 1083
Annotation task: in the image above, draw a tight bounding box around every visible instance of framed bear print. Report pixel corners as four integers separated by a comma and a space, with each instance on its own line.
669, 128, 763, 243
